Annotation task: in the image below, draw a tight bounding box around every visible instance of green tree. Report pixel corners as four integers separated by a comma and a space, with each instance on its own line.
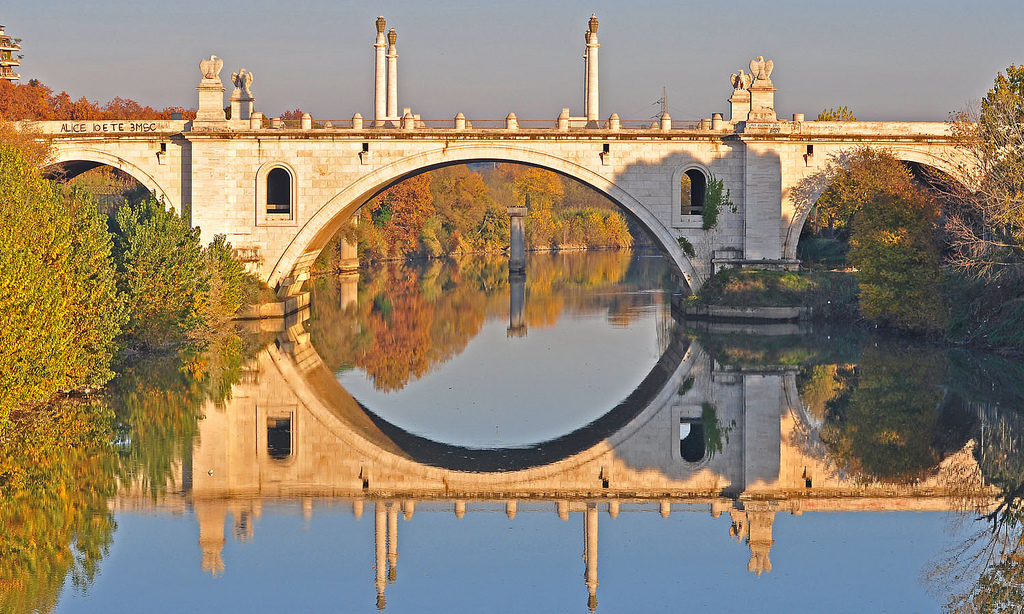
850, 189, 948, 330
111, 197, 209, 346
0, 143, 126, 416
813, 149, 948, 330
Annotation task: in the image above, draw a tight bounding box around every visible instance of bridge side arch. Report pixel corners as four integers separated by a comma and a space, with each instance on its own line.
267, 144, 699, 292
782, 144, 976, 260
43, 146, 177, 211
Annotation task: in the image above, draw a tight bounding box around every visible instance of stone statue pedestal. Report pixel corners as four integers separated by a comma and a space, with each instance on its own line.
729, 89, 751, 123
748, 80, 777, 123
195, 82, 226, 123
230, 92, 254, 122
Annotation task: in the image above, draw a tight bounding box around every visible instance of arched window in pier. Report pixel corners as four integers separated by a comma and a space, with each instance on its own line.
679, 418, 706, 462
267, 414, 293, 460
267, 167, 292, 215
680, 169, 707, 216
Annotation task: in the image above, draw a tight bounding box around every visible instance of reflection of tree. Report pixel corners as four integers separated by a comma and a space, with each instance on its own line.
928, 405, 1024, 613
817, 345, 976, 483
0, 399, 118, 614
108, 332, 257, 497
308, 252, 666, 392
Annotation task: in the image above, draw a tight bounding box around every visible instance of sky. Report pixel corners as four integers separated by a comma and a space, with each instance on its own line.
5, 1, 1023, 123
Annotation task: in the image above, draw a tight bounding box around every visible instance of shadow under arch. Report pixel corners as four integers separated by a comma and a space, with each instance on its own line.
41, 147, 175, 210
266, 143, 698, 293
273, 319, 695, 474
782, 147, 974, 261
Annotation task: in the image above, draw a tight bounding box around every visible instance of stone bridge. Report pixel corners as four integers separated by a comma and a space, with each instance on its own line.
26, 16, 971, 293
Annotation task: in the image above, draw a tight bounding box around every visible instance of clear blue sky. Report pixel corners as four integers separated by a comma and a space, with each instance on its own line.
6, 0, 1023, 122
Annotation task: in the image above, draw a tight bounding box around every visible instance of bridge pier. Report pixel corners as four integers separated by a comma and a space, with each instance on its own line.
507, 204, 527, 274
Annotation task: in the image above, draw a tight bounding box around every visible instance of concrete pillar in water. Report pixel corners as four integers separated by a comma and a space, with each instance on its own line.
584, 15, 600, 124
584, 503, 599, 612
507, 201, 527, 274
507, 270, 526, 338
373, 17, 387, 127
386, 29, 399, 123
374, 502, 387, 610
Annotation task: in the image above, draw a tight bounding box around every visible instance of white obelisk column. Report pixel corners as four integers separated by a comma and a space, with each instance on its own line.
585, 14, 599, 124
374, 16, 387, 127
386, 28, 398, 124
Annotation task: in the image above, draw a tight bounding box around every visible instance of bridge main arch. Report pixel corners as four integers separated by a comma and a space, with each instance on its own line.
43, 146, 178, 211
267, 144, 698, 292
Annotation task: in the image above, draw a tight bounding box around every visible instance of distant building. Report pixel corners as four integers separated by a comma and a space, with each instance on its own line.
0, 25, 21, 83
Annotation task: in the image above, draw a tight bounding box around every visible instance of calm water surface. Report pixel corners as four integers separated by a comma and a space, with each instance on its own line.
7, 251, 1024, 613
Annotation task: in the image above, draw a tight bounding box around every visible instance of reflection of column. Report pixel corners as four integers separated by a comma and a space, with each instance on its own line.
375, 503, 387, 610
197, 501, 227, 577
745, 507, 776, 576
507, 204, 527, 273
584, 503, 599, 612
506, 501, 517, 520
507, 270, 526, 338
387, 504, 399, 583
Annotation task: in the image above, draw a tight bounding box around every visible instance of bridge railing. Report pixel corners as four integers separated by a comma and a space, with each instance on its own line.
256, 117, 706, 132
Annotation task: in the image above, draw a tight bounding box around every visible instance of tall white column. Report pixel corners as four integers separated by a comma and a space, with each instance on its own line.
585, 15, 599, 123
386, 28, 399, 123
374, 16, 387, 127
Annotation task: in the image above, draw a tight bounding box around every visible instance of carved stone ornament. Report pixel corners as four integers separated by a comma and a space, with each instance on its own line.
199, 55, 224, 81
376, 16, 386, 34
387, 28, 397, 45
731, 69, 753, 90
749, 56, 774, 82
231, 68, 254, 96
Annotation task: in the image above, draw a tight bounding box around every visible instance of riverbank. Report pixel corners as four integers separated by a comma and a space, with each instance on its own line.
688, 268, 1024, 356
686, 269, 860, 322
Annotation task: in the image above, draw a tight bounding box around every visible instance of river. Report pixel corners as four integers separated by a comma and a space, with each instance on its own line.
5, 250, 1023, 613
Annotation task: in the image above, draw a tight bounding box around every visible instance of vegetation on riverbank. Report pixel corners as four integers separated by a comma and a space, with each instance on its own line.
317, 163, 634, 269
688, 269, 860, 321
0, 130, 262, 420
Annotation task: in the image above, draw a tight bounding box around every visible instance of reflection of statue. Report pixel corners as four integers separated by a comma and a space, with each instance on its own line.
199, 55, 223, 81
731, 69, 752, 90
231, 68, 254, 97
749, 56, 774, 82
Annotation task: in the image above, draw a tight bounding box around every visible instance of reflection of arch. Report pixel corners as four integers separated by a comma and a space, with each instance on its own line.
267, 144, 698, 292
43, 148, 174, 209
270, 318, 697, 475
783, 146, 974, 261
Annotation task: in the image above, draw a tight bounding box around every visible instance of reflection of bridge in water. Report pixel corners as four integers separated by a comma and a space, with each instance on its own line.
123, 307, 987, 609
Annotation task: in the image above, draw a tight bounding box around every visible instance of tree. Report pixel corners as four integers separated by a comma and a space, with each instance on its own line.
850, 189, 948, 330
816, 106, 857, 121
0, 143, 126, 416
945, 65, 1024, 282
111, 197, 209, 347
794, 148, 948, 330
